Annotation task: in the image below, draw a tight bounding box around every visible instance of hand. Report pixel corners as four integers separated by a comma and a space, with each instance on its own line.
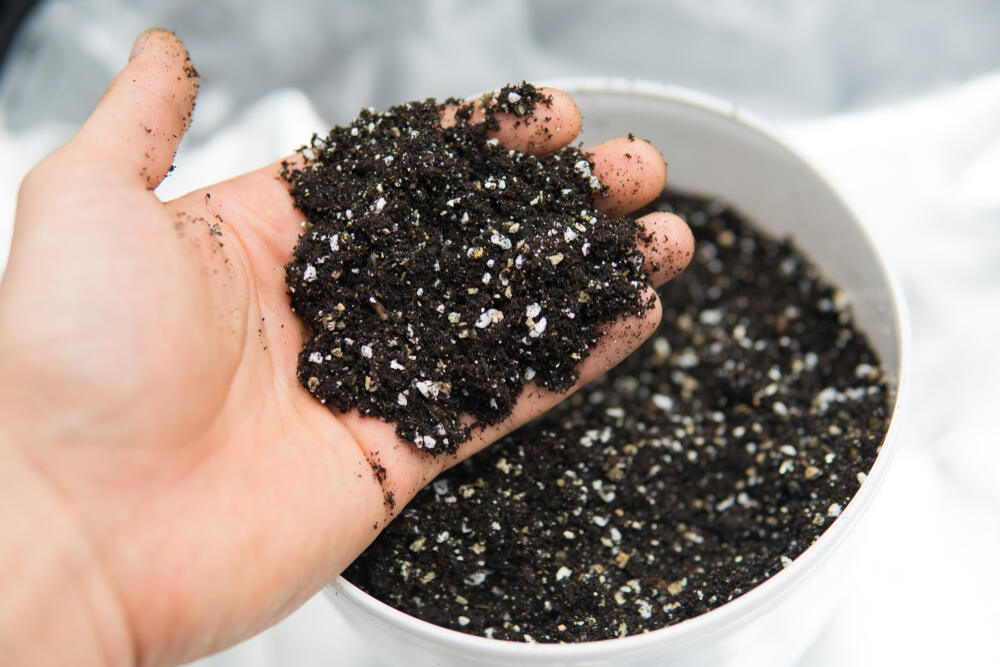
0, 30, 692, 666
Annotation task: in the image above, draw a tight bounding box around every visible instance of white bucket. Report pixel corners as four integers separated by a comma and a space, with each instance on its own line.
323, 80, 910, 667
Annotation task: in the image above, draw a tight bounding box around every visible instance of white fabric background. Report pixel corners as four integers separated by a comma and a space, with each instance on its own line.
2, 1, 999, 665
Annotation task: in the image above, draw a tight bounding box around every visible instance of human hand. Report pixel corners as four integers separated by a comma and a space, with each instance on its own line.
0, 29, 692, 666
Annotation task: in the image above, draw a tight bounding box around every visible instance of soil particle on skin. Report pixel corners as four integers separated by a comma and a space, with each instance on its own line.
344, 190, 890, 642
284, 83, 652, 454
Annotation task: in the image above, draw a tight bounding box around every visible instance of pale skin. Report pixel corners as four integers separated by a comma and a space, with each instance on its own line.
0, 29, 693, 667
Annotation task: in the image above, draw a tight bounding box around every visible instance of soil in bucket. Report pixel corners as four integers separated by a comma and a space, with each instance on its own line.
343, 190, 889, 642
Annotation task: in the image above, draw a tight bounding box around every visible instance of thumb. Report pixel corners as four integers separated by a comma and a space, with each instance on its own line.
69, 29, 199, 190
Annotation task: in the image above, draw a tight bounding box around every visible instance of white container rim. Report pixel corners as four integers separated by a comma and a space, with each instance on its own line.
327, 78, 912, 661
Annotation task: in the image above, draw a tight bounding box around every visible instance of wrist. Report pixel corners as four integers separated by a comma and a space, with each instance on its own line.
0, 436, 134, 666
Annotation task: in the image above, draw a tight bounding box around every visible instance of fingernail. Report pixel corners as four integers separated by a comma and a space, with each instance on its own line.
129, 28, 158, 62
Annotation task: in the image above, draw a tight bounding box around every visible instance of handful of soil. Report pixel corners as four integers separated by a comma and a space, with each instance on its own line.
283, 83, 653, 454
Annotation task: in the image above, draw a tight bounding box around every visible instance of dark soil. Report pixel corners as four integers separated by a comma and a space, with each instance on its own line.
344, 190, 890, 642
283, 83, 652, 454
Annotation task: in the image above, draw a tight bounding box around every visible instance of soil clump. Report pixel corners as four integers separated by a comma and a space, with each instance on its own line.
284, 83, 652, 453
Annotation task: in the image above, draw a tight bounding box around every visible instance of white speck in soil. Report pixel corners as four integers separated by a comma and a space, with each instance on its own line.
414, 433, 436, 450
528, 316, 547, 338
489, 232, 512, 250
464, 572, 487, 586
651, 394, 674, 412
415, 380, 439, 399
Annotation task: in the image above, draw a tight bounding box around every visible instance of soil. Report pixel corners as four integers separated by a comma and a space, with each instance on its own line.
343, 190, 890, 642
283, 83, 653, 454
